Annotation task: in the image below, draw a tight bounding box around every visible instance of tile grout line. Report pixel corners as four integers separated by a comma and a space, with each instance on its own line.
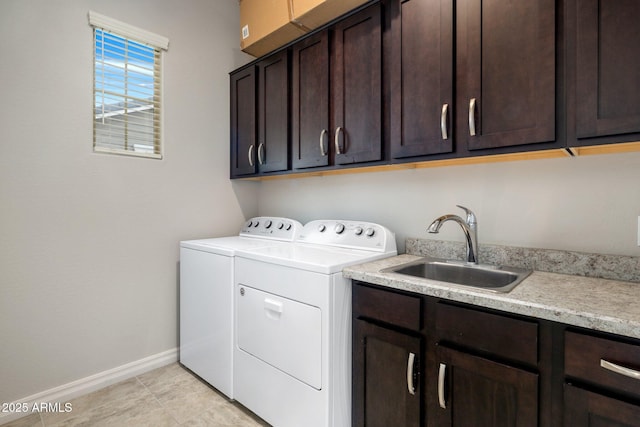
134, 374, 182, 425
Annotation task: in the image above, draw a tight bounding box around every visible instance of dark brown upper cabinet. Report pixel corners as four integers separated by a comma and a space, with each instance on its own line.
390, 0, 557, 160
390, 0, 454, 159
230, 50, 290, 178
230, 66, 257, 177
569, 0, 640, 146
257, 51, 290, 173
332, 4, 383, 165
457, 0, 556, 152
292, 31, 331, 169
292, 4, 383, 170
231, 0, 640, 179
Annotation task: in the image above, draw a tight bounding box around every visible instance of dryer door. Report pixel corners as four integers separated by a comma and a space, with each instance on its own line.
237, 284, 322, 389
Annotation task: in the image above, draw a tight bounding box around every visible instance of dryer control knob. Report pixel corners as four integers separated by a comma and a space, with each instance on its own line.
286, 223, 292, 231
365, 227, 376, 237
318, 224, 326, 232
354, 227, 364, 236
277, 222, 284, 230
265, 220, 273, 229
253, 221, 260, 227
335, 223, 345, 234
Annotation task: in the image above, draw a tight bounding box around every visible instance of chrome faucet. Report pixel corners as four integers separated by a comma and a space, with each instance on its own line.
428, 205, 478, 264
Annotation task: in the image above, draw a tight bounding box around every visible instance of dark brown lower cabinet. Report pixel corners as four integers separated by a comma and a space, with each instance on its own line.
564, 385, 640, 426
434, 345, 538, 427
353, 319, 422, 427
353, 281, 640, 427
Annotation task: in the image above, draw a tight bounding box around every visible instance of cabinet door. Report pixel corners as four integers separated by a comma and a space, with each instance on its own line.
574, 0, 640, 141
257, 51, 289, 173
457, 0, 555, 151
564, 384, 640, 426
292, 32, 330, 169
230, 66, 257, 177
333, 4, 383, 165
390, 0, 453, 159
435, 345, 538, 427
353, 319, 421, 427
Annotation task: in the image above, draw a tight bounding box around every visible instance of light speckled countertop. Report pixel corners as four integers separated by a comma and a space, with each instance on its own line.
343, 254, 640, 340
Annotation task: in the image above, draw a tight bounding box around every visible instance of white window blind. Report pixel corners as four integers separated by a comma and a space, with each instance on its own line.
89, 12, 168, 159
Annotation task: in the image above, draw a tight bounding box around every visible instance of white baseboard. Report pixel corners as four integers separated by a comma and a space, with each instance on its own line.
0, 348, 178, 425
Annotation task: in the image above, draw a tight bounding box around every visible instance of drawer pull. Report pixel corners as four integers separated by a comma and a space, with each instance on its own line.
438, 363, 447, 409
407, 352, 416, 396
601, 359, 640, 380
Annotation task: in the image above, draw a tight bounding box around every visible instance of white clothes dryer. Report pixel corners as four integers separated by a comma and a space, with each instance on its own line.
233, 220, 397, 427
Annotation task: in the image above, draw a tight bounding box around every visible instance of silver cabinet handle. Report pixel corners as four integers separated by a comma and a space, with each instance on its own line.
319, 129, 327, 156
469, 98, 477, 136
601, 359, 640, 380
257, 143, 265, 165
441, 103, 449, 140
248, 144, 254, 167
438, 363, 447, 409
334, 126, 343, 155
407, 352, 416, 396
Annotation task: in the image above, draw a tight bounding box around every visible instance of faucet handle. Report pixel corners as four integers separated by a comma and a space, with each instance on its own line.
456, 205, 477, 226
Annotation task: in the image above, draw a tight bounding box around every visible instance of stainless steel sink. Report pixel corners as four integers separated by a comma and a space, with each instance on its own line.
383, 258, 532, 293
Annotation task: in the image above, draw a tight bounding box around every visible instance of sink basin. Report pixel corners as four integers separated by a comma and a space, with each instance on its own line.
383, 258, 532, 293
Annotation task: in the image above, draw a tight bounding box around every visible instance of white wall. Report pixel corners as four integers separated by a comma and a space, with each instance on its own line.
0, 0, 257, 403
258, 152, 640, 256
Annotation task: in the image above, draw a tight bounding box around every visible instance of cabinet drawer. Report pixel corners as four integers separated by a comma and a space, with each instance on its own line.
565, 330, 640, 399
435, 302, 538, 366
353, 283, 422, 331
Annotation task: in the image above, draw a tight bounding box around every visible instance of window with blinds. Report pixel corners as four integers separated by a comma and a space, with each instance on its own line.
89, 12, 168, 159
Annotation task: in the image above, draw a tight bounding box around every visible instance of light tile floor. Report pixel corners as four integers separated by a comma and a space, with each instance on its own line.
1, 363, 270, 426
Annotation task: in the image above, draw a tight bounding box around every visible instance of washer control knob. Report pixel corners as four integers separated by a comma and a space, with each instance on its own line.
354, 227, 364, 236
318, 224, 326, 232
286, 223, 292, 231
265, 220, 273, 229
247, 220, 253, 228
277, 222, 284, 230
253, 221, 260, 228
365, 227, 376, 237
335, 223, 345, 234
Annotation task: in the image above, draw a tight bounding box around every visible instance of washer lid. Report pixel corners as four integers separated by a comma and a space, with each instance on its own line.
237, 243, 397, 274
180, 236, 290, 255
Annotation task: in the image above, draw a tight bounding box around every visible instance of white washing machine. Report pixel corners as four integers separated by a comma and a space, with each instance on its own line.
233, 220, 397, 427
179, 217, 301, 398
